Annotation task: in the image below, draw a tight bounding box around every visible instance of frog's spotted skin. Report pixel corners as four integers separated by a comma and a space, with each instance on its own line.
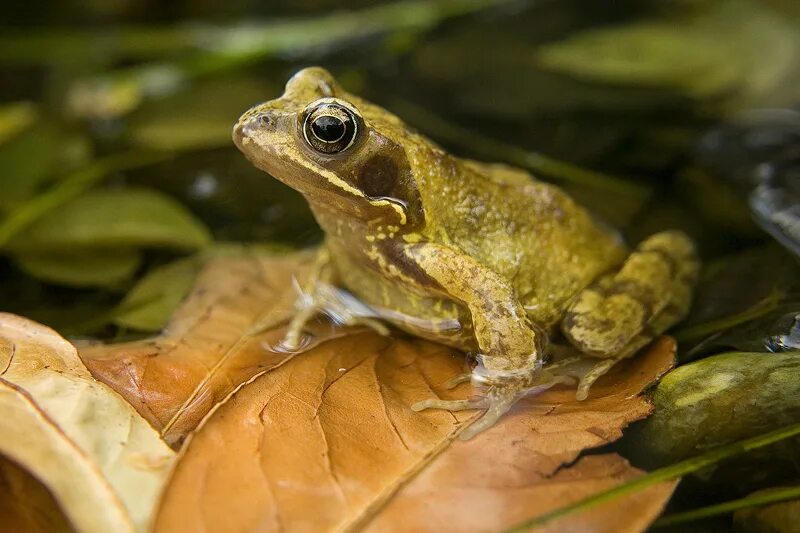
233, 67, 700, 439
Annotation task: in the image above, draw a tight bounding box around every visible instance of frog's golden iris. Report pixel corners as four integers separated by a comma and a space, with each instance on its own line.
233, 67, 699, 439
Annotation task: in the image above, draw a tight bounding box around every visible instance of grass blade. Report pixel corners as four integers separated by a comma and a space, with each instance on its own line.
654, 485, 800, 527
504, 421, 800, 532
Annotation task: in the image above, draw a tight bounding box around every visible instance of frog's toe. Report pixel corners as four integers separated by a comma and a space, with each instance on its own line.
458, 394, 517, 440
411, 397, 487, 413
575, 359, 617, 401
443, 373, 472, 390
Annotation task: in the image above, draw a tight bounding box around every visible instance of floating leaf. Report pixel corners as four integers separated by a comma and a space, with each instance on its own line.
4, 188, 211, 254
0, 313, 176, 532
13, 248, 142, 288
81, 251, 676, 530
112, 257, 201, 332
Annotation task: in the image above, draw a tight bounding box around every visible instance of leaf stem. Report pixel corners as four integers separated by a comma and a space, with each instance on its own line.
654, 485, 800, 527
503, 421, 800, 532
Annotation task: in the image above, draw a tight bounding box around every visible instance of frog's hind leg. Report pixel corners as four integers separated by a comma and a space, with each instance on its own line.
560, 231, 699, 400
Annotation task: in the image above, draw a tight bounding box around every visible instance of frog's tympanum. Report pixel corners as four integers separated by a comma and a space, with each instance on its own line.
233, 67, 699, 439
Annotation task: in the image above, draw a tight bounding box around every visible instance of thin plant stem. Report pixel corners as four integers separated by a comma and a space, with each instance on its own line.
654, 485, 800, 527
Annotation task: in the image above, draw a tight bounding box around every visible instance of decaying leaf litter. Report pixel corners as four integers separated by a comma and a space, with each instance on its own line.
3, 0, 800, 530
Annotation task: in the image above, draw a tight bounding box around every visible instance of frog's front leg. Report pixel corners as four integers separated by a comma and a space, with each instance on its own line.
283, 245, 389, 349
403, 243, 567, 439
560, 231, 699, 399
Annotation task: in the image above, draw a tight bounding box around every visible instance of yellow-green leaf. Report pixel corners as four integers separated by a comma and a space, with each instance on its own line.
4, 188, 211, 253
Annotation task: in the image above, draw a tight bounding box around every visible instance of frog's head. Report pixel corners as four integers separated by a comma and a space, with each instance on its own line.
233, 67, 424, 228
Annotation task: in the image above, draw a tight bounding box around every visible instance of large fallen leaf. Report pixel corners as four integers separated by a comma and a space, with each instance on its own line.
0, 314, 176, 533
80, 251, 677, 531
81, 250, 345, 446
0, 454, 74, 533
152, 332, 676, 532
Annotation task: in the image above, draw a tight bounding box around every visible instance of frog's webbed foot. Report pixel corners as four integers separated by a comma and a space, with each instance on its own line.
412, 370, 574, 440
545, 336, 651, 400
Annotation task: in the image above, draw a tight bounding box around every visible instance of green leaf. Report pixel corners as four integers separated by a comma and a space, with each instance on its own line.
632, 351, 800, 465
0, 151, 171, 247
0, 102, 36, 145
0, 126, 60, 213
112, 257, 201, 332
535, 0, 800, 107
13, 249, 142, 288
4, 188, 212, 253
126, 77, 276, 152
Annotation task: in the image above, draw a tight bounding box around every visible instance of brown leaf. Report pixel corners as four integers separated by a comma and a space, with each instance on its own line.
0, 313, 175, 533
81, 251, 345, 447
0, 455, 74, 533
80, 251, 676, 531
151, 325, 676, 532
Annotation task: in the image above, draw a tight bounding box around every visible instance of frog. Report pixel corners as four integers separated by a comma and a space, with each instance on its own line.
232, 67, 699, 440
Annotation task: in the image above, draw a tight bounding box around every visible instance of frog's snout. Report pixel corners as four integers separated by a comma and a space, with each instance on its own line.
232, 109, 274, 150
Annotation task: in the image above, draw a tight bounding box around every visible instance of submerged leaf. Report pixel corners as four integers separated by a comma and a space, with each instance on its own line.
4, 188, 211, 253
13, 249, 142, 288
0, 313, 176, 532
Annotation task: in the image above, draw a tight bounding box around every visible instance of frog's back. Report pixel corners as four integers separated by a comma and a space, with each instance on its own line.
411, 146, 628, 327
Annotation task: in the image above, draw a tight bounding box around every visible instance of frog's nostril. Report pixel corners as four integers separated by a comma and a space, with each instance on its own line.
257, 113, 273, 128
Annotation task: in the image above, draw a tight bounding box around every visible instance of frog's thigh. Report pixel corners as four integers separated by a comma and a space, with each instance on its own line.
562, 230, 699, 358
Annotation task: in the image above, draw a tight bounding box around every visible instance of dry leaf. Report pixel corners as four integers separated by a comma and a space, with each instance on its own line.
81, 251, 349, 447
150, 326, 675, 530
0, 313, 175, 533
0, 454, 74, 533
79, 252, 676, 531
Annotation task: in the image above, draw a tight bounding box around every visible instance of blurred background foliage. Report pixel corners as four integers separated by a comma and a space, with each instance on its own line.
1, 0, 800, 529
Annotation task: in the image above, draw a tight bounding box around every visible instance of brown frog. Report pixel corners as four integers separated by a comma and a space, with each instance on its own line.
233, 67, 699, 439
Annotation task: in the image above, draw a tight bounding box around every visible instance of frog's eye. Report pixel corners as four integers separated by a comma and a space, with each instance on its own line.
302, 102, 359, 154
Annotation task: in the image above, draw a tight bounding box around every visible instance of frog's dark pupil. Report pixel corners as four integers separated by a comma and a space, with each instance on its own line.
312, 115, 346, 143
